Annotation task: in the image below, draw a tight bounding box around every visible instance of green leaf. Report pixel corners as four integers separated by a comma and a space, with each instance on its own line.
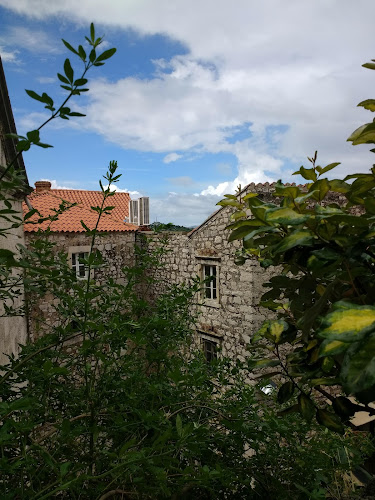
298, 393, 315, 423
277, 403, 300, 416
68, 112, 86, 117
332, 396, 358, 419
341, 333, 375, 394
273, 230, 314, 254
57, 73, 70, 84
80, 220, 91, 232
23, 209, 38, 221
358, 99, 375, 112
90, 22, 95, 42
308, 178, 330, 201
316, 409, 344, 434
318, 302, 375, 343
36, 142, 53, 149
294, 191, 319, 204
60, 462, 71, 477
347, 124, 368, 142
16, 140, 30, 152
293, 166, 317, 181
247, 358, 280, 370
277, 381, 294, 403
64, 58, 74, 83
62, 39, 79, 55
319, 339, 349, 357
217, 199, 242, 208
228, 224, 266, 242
265, 207, 309, 225
328, 179, 350, 194
74, 78, 88, 87
176, 414, 182, 438
309, 377, 339, 386
78, 45, 86, 61
0, 248, 17, 265
95, 47, 117, 62
320, 162, 340, 174
25, 89, 45, 103
364, 197, 375, 214
348, 122, 375, 145
362, 62, 375, 70
41, 92, 53, 106
89, 49, 96, 63
26, 130, 40, 143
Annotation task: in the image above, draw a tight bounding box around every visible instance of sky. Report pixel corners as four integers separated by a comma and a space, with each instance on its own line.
1, 0, 375, 226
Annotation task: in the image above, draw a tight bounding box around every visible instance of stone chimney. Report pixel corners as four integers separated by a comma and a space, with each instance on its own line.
34, 180, 52, 193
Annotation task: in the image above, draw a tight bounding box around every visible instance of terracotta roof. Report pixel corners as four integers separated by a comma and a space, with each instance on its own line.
23, 188, 138, 233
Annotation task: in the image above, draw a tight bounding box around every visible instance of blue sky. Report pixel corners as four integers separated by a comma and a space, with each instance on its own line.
1, 0, 375, 226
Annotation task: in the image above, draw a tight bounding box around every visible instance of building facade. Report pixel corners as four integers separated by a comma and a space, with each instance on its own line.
0, 56, 31, 366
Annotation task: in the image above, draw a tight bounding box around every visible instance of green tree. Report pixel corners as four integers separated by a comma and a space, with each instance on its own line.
219, 59, 375, 433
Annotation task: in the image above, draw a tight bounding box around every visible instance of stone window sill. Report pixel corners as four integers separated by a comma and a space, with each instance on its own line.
201, 299, 221, 309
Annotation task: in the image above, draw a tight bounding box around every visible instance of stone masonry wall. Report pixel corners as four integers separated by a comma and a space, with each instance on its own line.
25, 231, 136, 339
137, 183, 280, 363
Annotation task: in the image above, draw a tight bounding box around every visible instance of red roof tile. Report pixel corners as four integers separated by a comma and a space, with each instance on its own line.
23, 189, 138, 233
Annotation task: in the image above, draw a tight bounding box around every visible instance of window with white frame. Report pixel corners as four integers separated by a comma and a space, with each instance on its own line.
72, 252, 88, 279
68, 246, 92, 280
203, 264, 217, 300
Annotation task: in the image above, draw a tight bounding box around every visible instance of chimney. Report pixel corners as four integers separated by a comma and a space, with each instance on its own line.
34, 180, 52, 193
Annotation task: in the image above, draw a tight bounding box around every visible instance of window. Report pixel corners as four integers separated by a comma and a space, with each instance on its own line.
203, 264, 217, 300
68, 246, 93, 280
202, 337, 218, 363
71, 252, 88, 279
198, 330, 221, 363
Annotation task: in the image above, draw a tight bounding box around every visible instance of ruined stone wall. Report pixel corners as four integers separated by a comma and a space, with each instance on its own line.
25, 231, 136, 339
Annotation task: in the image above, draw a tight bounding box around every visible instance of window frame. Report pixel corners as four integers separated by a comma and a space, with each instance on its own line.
68, 245, 93, 280
197, 257, 220, 306
203, 264, 217, 300
198, 330, 222, 363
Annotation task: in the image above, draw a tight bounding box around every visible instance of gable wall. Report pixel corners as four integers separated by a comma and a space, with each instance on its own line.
137, 188, 276, 363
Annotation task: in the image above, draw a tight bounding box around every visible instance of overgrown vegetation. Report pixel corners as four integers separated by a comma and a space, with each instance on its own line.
220, 58, 375, 434
0, 24, 372, 499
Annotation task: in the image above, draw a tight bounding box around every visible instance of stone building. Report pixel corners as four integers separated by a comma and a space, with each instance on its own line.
138, 182, 278, 363
23, 181, 138, 338
0, 56, 31, 365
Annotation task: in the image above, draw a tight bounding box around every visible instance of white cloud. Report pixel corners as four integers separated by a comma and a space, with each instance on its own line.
102, 184, 141, 197
0, 46, 20, 63
151, 191, 221, 227
4, 0, 375, 208
39, 179, 75, 190
37, 76, 55, 84
215, 162, 232, 175
163, 152, 182, 163
166, 176, 195, 187
0, 25, 61, 54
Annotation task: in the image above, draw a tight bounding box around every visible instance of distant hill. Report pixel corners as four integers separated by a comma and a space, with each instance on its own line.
150, 222, 194, 232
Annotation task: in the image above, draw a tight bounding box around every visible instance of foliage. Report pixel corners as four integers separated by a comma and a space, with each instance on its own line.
150, 222, 194, 232
1, 161, 368, 498
219, 59, 375, 433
